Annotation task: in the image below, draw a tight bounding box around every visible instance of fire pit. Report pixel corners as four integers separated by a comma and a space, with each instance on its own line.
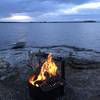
28, 53, 65, 100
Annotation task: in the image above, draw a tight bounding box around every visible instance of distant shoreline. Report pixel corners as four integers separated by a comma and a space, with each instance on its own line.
0, 21, 99, 23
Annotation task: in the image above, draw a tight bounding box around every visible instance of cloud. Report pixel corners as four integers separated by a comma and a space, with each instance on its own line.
0, 0, 100, 21
0, 0, 92, 17
61, 1, 100, 14
0, 13, 33, 22
0, 0, 25, 16
33, 0, 89, 4
36, 1, 100, 21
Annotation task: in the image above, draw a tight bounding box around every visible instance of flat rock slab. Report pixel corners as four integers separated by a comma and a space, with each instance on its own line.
1, 45, 100, 100
0, 66, 32, 100
65, 65, 100, 100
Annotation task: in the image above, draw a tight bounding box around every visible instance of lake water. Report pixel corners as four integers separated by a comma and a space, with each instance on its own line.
0, 23, 100, 51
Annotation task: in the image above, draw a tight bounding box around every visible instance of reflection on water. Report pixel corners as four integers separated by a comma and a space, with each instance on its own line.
0, 23, 100, 51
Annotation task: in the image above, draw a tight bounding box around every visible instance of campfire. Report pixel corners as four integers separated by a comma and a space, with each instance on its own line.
28, 52, 65, 100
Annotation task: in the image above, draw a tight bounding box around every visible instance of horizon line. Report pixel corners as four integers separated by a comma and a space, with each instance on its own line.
0, 20, 99, 23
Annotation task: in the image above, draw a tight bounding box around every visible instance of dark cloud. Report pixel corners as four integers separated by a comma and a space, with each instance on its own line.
0, 0, 26, 17
0, 0, 58, 17
0, 0, 99, 21
0, 0, 91, 15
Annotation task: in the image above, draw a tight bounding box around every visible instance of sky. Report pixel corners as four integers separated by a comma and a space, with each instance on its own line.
0, 0, 100, 22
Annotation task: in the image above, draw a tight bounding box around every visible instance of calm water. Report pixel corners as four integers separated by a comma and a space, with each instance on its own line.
0, 23, 100, 51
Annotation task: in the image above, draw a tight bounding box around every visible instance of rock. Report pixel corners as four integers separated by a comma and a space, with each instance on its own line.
0, 83, 17, 100
72, 51, 100, 63
0, 59, 15, 81
0, 76, 7, 80
0, 71, 17, 81
0, 66, 32, 100
0, 59, 10, 69
68, 58, 100, 69
0, 69, 7, 73
0, 59, 10, 74
64, 82, 79, 100
89, 95, 100, 100
12, 42, 26, 49
65, 59, 100, 100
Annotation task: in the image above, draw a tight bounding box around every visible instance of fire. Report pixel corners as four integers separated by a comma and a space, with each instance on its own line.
29, 53, 58, 87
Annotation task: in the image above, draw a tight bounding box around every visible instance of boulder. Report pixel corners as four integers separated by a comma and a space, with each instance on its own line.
12, 42, 26, 49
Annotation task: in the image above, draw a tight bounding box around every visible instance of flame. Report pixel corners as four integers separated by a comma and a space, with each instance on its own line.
29, 53, 58, 87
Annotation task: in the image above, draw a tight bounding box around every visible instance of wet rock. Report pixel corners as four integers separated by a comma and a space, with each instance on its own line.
64, 82, 79, 100
71, 51, 100, 63
65, 61, 100, 100
68, 58, 100, 69
67, 50, 100, 69
0, 58, 10, 69
12, 42, 26, 49
1, 45, 100, 100
0, 59, 10, 75
0, 59, 17, 81
0, 83, 17, 100
0, 71, 17, 81
0, 66, 32, 100
89, 94, 100, 100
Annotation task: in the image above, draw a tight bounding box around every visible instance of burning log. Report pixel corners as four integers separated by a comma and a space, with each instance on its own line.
28, 53, 65, 100
28, 75, 64, 100
27, 50, 65, 79
29, 53, 58, 86
39, 75, 64, 92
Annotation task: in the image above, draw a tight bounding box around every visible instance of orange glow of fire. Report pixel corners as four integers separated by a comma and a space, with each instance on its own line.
29, 53, 58, 87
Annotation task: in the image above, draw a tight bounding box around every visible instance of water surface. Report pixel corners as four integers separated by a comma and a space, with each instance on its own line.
0, 23, 100, 51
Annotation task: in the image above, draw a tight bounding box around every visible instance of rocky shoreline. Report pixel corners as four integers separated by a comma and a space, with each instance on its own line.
0, 45, 100, 100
